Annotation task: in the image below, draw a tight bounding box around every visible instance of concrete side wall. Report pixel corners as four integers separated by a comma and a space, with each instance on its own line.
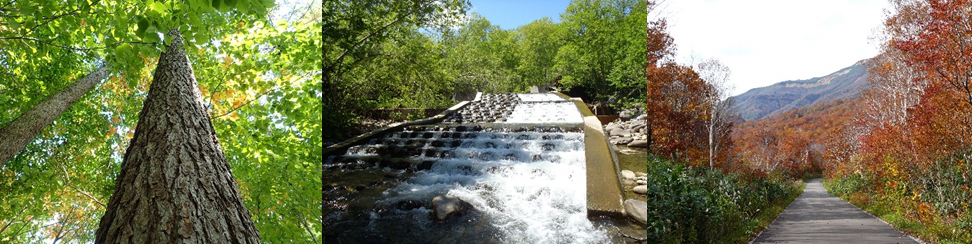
324, 99, 473, 156
555, 92, 626, 217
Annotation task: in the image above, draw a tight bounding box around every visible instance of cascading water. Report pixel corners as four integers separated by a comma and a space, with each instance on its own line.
324, 93, 616, 243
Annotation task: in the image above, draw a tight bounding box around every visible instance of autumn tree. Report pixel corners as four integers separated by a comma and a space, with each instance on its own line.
644, 0, 674, 154
695, 59, 734, 168
647, 63, 711, 163
893, 0, 972, 127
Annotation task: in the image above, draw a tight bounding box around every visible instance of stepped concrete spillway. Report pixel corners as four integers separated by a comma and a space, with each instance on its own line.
323, 92, 625, 242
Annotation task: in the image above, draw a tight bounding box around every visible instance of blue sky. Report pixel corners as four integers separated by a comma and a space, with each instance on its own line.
468, 0, 573, 30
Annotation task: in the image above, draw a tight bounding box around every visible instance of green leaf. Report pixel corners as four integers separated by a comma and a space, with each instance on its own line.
23, 4, 36, 16
150, 1, 167, 13
144, 26, 161, 43
139, 45, 155, 57
136, 18, 150, 38
114, 44, 132, 64
194, 33, 210, 44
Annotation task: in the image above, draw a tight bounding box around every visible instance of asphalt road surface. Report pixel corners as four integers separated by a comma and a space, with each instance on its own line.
752, 179, 919, 244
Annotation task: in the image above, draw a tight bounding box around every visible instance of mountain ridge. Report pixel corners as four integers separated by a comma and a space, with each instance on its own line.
731, 59, 871, 121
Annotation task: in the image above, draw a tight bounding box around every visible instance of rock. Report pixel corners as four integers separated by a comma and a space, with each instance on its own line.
619, 110, 635, 120
627, 140, 648, 148
623, 179, 635, 185
621, 170, 636, 180
604, 124, 623, 132
636, 172, 647, 177
432, 195, 472, 221
632, 185, 648, 195
611, 137, 633, 145
624, 199, 648, 226
609, 128, 631, 137
636, 180, 647, 185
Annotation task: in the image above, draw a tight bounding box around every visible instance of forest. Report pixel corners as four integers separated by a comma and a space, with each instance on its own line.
646, 0, 972, 242
1, 0, 321, 242
324, 0, 647, 142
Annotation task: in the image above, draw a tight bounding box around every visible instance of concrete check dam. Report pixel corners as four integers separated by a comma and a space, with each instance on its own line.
323, 93, 637, 243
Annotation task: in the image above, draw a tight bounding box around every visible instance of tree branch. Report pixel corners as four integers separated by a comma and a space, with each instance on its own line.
60, 163, 107, 208
213, 87, 279, 119
324, 16, 405, 76
0, 205, 28, 234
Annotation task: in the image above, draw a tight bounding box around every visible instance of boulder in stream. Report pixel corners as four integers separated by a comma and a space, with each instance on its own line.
624, 199, 648, 226
609, 128, 631, 137
632, 185, 648, 195
627, 140, 648, 148
432, 195, 472, 221
620, 170, 636, 180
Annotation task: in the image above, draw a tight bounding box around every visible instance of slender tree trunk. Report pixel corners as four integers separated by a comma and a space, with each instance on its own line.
0, 65, 108, 167
708, 115, 714, 169
95, 29, 260, 243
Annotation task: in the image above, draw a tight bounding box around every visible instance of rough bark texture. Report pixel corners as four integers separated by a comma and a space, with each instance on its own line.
0, 65, 108, 167
95, 29, 260, 243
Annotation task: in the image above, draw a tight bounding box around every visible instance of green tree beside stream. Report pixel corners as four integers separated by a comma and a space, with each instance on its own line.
323, 0, 649, 141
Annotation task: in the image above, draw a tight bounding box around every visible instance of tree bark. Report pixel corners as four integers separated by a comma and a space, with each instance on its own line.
95, 29, 260, 243
0, 65, 108, 167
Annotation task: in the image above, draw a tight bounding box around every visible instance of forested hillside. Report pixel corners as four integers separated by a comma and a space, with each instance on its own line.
731, 60, 870, 121
0, 0, 321, 242
323, 0, 648, 142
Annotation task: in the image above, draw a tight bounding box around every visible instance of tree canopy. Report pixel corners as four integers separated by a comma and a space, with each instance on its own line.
0, 0, 321, 242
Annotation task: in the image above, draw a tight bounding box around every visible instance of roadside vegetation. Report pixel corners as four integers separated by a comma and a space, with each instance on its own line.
642, 155, 803, 243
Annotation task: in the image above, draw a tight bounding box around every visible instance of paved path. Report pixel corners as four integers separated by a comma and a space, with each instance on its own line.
753, 179, 919, 244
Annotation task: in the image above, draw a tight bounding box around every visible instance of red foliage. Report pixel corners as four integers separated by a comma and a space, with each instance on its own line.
647, 63, 714, 165
732, 99, 860, 178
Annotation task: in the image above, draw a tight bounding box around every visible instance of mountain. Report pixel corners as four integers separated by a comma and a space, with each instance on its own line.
731, 59, 871, 121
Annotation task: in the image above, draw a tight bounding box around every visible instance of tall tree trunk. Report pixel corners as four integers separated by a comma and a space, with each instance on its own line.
95, 29, 260, 243
0, 65, 108, 167
708, 116, 714, 169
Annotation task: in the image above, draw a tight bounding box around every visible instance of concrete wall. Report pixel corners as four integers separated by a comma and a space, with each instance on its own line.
553, 92, 626, 218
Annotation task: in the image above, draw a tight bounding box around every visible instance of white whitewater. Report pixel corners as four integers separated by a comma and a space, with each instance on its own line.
326, 93, 613, 243
380, 129, 610, 243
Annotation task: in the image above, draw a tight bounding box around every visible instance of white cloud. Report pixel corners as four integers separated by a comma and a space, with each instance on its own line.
664, 0, 888, 95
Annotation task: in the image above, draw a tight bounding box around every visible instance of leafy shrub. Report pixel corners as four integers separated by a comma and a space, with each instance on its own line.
824, 173, 869, 197
643, 154, 797, 243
